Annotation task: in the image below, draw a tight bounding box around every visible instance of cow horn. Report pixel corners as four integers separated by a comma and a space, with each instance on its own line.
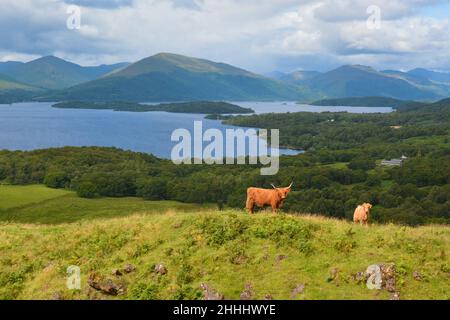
270, 183, 277, 189
288, 181, 293, 188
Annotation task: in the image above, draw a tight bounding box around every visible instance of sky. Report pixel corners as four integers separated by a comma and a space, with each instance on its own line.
0, 0, 449, 73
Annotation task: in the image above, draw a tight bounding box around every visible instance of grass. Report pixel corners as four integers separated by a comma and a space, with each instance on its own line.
0, 185, 71, 211
0, 185, 448, 300
0, 211, 448, 300
0, 185, 212, 224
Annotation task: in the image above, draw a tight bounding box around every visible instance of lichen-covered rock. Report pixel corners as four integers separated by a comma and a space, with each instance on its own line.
123, 264, 136, 273
200, 283, 224, 300
240, 283, 253, 300
154, 263, 167, 275
88, 272, 125, 296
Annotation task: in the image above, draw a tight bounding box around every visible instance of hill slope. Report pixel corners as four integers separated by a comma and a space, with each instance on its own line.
408, 68, 450, 84
304, 65, 445, 100
0, 73, 35, 90
0, 211, 448, 300
45, 53, 308, 102
3, 56, 129, 90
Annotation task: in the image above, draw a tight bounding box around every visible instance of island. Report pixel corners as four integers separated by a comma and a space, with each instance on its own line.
51, 101, 254, 114
309, 96, 420, 109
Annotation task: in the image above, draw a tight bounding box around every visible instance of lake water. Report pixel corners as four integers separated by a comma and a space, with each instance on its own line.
0, 102, 392, 159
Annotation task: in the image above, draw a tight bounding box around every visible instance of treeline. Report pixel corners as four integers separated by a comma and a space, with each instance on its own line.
222, 100, 450, 151
52, 101, 254, 114
0, 145, 448, 226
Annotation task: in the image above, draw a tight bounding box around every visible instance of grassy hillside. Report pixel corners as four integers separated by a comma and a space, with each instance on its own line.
0, 210, 448, 300
0, 185, 212, 224
0, 185, 71, 210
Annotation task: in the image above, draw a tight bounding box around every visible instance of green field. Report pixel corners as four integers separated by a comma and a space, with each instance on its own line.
0, 185, 212, 224
0, 185, 448, 300
0, 185, 71, 211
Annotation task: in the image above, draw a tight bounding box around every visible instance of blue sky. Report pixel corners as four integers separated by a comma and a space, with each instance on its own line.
0, 0, 449, 73
419, 2, 450, 19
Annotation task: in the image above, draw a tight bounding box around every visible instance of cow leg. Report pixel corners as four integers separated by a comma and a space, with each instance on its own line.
271, 204, 277, 214
246, 198, 254, 214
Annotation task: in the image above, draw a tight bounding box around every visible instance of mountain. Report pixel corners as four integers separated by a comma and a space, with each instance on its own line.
2, 56, 129, 90
381, 70, 432, 86
266, 70, 322, 85
303, 65, 444, 100
0, 73, 41, 104
0, 61, 23, 74
44, 53, 308, 102
408, 68, 450, 84
279, 70, 322, 85
264, 71, 287, 80
0, 73, 35, 90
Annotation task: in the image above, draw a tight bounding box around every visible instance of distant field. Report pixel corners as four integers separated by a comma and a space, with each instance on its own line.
0, 185, 212, 224
0, 211, 448, 300
0, 185, 71, 211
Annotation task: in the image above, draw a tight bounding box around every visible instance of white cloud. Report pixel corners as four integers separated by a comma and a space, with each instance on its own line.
0, 0, 449, 72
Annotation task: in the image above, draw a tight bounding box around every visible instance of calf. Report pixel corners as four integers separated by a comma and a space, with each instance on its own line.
353, 203, 373, 225
246, 182, 292, 214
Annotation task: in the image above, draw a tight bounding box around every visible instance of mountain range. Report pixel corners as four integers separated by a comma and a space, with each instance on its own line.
0, 53, 449, 103
0, 56, 129, 90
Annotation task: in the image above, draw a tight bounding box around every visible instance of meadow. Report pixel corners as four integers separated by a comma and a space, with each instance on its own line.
0, 185, 448, 300
0, 185, 211, 224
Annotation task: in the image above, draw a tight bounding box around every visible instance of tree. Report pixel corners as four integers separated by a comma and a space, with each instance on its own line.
76, 181, 98, 198
137, 178, 167, 200
44, 171, 69, 188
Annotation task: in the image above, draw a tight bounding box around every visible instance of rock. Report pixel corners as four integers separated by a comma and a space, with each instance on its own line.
290, 284, 305, 298
111, 269, 122, 276
52, 291, 64, 300
390, 292, 400, 300
413, 271, 423, 281
240, 283, 253, 300
88, 272, 124, 296
380, 264, 396, 292
123, 264, 136, 273
200, 283, 224, 300
154, 263, 167, 275
365, 263, 396, 292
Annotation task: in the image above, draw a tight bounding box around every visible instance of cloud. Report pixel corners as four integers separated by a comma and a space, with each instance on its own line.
64, 0, 133, 9
0, 0, 449, 72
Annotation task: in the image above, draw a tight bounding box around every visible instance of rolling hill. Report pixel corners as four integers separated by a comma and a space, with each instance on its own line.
0, 73, 41, 103
0, 206, 448, 300
408, 68, 450, 84
44, 53, 309, 102
0, 73, 35, 90
302, 65, 445, 100
1, 56, 129, 90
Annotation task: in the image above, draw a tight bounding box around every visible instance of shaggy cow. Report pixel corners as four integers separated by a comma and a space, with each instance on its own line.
353, 203, 373, 225
246, 182, 293, 214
